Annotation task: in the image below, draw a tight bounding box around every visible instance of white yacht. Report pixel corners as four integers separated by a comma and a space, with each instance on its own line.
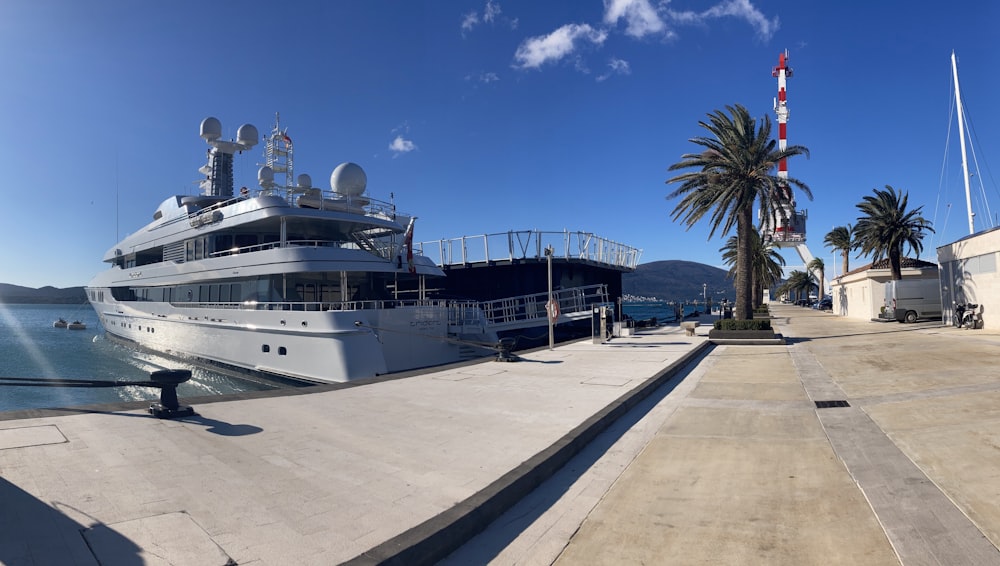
86, 116, 496, 383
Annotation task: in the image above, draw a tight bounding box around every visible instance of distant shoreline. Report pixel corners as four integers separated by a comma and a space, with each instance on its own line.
0, 284, 87, 305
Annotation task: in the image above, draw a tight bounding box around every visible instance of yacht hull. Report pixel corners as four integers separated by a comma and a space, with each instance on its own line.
90, 298, 489, 383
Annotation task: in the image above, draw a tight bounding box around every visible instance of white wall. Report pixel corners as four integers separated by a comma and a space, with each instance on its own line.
938, 228, 1000, 329
831, 266, 939, 322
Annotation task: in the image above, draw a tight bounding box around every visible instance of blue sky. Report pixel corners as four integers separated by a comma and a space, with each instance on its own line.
1, 0, 998, 289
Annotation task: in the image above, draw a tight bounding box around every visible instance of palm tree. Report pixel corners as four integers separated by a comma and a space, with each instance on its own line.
853, 185, 935, 280
823, 225, 853, 278
807, 257, 825, 299
667, 104, 810, 319
785, 270, 816, 303
719, 231, 785, 309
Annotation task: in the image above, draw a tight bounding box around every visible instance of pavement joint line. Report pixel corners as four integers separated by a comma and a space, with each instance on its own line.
342, 339, 714, 566
852, 381, 1000, 408
789, 342, 1000, 565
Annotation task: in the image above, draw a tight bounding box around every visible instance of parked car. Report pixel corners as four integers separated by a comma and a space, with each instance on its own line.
814, 297, 832, 310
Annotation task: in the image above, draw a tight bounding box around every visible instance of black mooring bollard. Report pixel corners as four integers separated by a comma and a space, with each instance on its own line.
495, 337, 518, 362
148, 369, 196, 419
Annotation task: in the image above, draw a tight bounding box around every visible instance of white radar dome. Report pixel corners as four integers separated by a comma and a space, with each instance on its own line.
258, 166, 274, 185
330, 162, 367, 196
200, 117, 222, 141
296, 173, 312, 189
236, 123, 259, 148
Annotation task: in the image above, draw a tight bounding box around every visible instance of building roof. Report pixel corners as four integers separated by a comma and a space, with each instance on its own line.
836, 257, 938, 280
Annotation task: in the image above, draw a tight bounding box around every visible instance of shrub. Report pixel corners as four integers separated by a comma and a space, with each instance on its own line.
713, 319, 773, 331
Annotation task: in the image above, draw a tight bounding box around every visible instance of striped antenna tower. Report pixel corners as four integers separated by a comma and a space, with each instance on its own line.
761, 51, 827, 292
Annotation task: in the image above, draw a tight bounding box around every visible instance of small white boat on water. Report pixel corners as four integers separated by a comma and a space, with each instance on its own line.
67, 320, 87, 330
53, 318, 68, 328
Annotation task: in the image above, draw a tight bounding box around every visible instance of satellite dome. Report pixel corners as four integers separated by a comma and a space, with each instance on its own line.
297, 173, 312, 189
330, 162, 367, 196
236, 123, 259, 148
200, 117, 222, 141
258, 166, 274, 185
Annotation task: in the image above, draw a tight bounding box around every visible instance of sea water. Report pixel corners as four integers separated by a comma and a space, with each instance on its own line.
0, 304, 278, 413
621, 302, 700, 324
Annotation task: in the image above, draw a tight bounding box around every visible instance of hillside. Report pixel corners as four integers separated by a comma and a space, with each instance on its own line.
0, 284, 87, 304
623, 260, 733, 303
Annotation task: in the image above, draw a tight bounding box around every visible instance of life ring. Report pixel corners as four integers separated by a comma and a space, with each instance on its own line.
547, 299, 560, 321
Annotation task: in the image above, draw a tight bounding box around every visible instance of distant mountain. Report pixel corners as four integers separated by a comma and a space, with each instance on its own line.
0, 284, 87, 304
623, 260, 733, 303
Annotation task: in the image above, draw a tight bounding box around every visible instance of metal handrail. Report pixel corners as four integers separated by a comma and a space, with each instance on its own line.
477, 284, 608, 326
414, 230, 642, 271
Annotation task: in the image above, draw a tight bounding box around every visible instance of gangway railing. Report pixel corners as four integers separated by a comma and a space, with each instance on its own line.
465, 284, 609, 332
416, 230, 641, 271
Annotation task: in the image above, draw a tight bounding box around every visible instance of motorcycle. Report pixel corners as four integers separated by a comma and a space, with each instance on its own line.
954, 302, 979, 329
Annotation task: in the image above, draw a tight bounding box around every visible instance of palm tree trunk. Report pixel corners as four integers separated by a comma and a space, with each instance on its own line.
841, 250, 849, 279
735, 208, 754, 320
889, 247, 902, 280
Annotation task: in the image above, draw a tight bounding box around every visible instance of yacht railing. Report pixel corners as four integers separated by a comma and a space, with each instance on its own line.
415, 230, 641, 271
173, 298, 478, 313
169, 284, 607, 332
208, 239, 352, 258
160, 188, 400, 230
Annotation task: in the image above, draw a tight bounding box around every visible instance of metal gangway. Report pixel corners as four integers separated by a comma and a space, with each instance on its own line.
448, 284, 610, 334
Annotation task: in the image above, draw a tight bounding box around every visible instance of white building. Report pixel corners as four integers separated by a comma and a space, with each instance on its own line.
937, 226, 1000, 328
830, 257, 939, 321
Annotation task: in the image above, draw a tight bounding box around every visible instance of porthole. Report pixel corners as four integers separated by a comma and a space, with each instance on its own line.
278, 347, 287, 356
262, 345, 270, 353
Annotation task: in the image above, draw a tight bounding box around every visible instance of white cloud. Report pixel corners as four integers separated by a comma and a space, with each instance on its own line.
596, 57, 631, 82
389, 135, 417, 156
462, 1, 517, 36
483, 0, 501, 23
603, 0, 666, 38
668, 0, 779, 41
464, 71, 500, 84
513, 24, 608, 69
461, 11, 479, 37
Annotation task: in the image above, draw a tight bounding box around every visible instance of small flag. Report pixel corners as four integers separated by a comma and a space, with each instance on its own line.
404, 219, 416, 274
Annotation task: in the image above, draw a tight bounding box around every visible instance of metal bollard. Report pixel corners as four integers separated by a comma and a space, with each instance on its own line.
148, 369, 196, 419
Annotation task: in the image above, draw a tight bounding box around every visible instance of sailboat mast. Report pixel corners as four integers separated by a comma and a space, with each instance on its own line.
951, 50, 974, 235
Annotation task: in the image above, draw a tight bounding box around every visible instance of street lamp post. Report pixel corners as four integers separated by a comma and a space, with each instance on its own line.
546, 245, 554, 350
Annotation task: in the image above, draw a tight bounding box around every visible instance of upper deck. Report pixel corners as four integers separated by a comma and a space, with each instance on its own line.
415, 230, 642, 272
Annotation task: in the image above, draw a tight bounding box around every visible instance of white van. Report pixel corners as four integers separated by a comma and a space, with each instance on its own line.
885, 279, 942, 323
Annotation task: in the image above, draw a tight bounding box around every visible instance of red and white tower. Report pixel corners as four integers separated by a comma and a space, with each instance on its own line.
775, 50, 792, 204
761, 51, 827, 291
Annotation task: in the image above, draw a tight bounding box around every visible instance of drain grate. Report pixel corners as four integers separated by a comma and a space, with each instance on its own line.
815, 400, 850, 409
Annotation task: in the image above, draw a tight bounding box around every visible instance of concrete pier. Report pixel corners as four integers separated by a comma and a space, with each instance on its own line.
3, 305, 1000, 565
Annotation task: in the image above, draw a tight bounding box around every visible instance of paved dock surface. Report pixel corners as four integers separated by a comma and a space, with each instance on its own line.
5, 306, 1000, 565
446, 305, 1000, 565
0, 320, 709, 565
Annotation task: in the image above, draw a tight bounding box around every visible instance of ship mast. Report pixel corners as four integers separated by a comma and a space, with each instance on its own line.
951, 51, 974, 235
